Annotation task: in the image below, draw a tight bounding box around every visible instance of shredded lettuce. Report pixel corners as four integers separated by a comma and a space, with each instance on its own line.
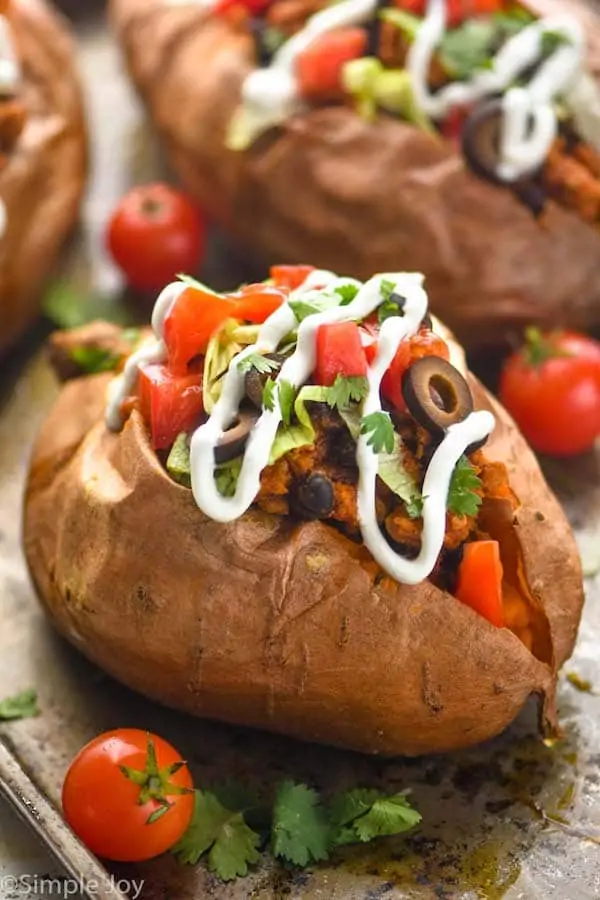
203, 319, 260, 412
378, 434, 420, 507
166, 433, 192, 488
269, 385, 328, 464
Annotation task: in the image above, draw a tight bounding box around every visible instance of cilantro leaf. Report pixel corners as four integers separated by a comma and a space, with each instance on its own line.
172, 790, 260, 881
353, 793, 422, 842
278, 380, 297, 427
492, 6, 534, 37
289, 295, 339, 323
0, 688, 39, 720
447, 456, 482, 517
379, 278, 395, 303
541, 29, 571, 56
42, 282, 132, 329
329, 789, 382, 846
271, 781, 330, 866
325, 375, 369, 410
334, 284, 360, 305
69, 346, 121, 374
215, 458, 242, 498
405, 494, 425, 520
439, 20, 498, 79
360, 411, 395, 454
237, 353, 280, 376
378, 293, 406, 325
263, 377, 276, 412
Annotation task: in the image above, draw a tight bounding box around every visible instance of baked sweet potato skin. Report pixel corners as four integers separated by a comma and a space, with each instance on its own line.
23, 327, 584, 756
109, 0, 600, 350
0, 0, 86, 355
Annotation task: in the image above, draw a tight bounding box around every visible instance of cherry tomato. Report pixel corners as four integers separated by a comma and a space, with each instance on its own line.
456, 540, 505, 628
499, 329, 600, 456
138, 362, 203, 450
62, 729, 194, 863
270, 264, 315, 290
106, 184, 206, 293
381, 329, 450, 413
315, 321, 368, 386
296, 28, 368, 101
164, 287, 236, 375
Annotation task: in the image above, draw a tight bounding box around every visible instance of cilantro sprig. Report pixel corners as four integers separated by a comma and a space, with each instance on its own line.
325, 375, 369, 410
238, 353, 280, 376
447, 456, 482, 517
360, 411, 395, 454
173, 780, 421, 882
0, 688, 39, 720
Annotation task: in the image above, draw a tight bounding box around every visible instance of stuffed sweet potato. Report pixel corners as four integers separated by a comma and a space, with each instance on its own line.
24, 266, 584, 756
109, 0, 600, 349
0, 0, 86, 356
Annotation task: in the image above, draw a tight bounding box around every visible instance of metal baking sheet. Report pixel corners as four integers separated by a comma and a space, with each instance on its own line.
1, 3, 600, 898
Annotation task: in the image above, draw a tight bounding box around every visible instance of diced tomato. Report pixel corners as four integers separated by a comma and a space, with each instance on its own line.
456, 540, 505, 628
164, 287, 235, 375
440, 107, 469, 149
214, 0, 271, 15
315, 321, 367, 386
392, 0, 426, 14
296, 28, 368, 101
138, 363, 203, 451
381, 329, 450, 413
228, 284, 288, 323
270, 265, 315, 290
360, 322, 379, 366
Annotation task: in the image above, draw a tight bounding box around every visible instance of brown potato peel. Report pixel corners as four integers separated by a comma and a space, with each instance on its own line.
109, 0, 600, 349
23, 326, 584, 756
0, 0, 86, 355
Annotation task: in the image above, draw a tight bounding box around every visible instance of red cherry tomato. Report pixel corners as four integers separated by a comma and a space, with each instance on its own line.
499, 329, 600, 457
138, 362, 203, 450
106, 184, 206, 293
381, 329, 450, 413
62, 729, 194, 863
164, 287, 236, 375
456, 541, 505, 628
270, 264, 316, 290
315, 321, 367, 386
296, 28, 368, 101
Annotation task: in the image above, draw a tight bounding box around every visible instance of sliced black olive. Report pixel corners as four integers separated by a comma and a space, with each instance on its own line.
292, 474, 335, 519
244, 353, 285, 408
465, 434, 489, 455
513, 179, 547, 219
215, 408, 260, 463
401, 356, 474, 434
461, 98, 504, 184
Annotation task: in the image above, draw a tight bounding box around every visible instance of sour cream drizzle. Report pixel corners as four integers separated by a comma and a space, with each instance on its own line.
408, 0, 584, 180
236, 0, 588, 181
106, 269, 494, 586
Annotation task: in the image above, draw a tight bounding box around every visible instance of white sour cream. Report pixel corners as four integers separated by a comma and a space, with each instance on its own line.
106, 269, 494, 586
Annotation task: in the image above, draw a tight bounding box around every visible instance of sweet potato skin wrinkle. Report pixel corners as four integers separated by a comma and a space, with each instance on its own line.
23, 322, 584, 756
108, 0, 600, 349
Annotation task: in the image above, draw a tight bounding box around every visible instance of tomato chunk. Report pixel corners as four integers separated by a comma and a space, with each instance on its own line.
456, 541, 505, 628
270, 265, 315, 290
138, 363, 203, 450
297, 28, 368, 101
381, 329, 450, 413
214, 0, 272, 15
315, 321, 367, 386
229, 284, 288, 323
164, 287, 235, 375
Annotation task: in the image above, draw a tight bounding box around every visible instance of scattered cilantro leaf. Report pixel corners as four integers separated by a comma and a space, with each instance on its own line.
237, 353, 280, 376
325, 375, 369, 410
68, 346, 121, 374
447, 456, 482, 517
439, 20, 498, 79
352, 793, 422, 842
492, 6, 534, 37
166, 433, 191, 488
263, 377, 276, 412
405, 494, 425, 520
334, 284, 360, 305
378, 293, 406, 325
278, 380, 297, 427
289, 295, 339, 323
360, 411, 395, 454
271, 781, 330, 867
379, 279, 395, 303
541, 29, 571, 56
0, 688, 39, 720
42, 282, 132, 329
215, 458, 242, 498
329, 789, 382, 846
172, 790, 260, 881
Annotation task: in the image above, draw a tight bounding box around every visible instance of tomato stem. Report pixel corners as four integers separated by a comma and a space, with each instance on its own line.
120, 734, 193, 826
524, 326, 572, 367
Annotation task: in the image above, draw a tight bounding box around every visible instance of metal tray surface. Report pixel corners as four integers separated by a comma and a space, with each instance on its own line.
0, 3, 600, 898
